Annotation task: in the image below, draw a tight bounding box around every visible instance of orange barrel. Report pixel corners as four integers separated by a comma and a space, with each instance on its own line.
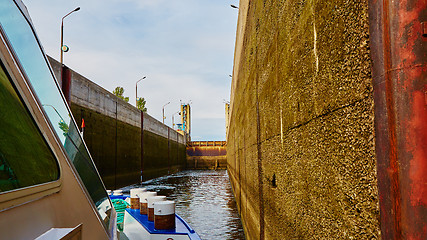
140, 191, 157, 215
154, 201, 176, 230
130, 188, 146, 209
147, 196, 166, 221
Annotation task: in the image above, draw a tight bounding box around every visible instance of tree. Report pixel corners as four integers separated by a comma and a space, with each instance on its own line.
137, 97, 147, 112
113, 86, 129, 102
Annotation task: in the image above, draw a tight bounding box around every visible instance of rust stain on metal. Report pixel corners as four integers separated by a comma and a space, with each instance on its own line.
406, 90, 427, 206
370, 0, 427, 238
382, 0, 402, 237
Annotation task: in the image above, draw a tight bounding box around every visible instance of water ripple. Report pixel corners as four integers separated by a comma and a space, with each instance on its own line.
124, 170, 245, 240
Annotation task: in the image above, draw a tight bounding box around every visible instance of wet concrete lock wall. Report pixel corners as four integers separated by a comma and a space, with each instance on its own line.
70, 104, 142, 188
48, 57, 187, 189
228, 0, 380, 239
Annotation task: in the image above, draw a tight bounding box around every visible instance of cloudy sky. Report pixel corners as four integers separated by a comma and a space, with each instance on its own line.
23, 0, 238, 140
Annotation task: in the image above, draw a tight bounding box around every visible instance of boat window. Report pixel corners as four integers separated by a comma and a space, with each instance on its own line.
0, 63, 59, 193
0, 1, 113, 231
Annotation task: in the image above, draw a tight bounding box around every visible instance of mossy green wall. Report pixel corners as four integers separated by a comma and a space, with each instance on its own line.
71, 104, 186, 189
228, 0, 380, 239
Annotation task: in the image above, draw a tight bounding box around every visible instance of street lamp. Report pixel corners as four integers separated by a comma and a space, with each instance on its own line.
172, 111, 180, 129
60, 7, 80, 66
162, 102, 170, 124
136, 76, 146, 106
230, 4, 239, 9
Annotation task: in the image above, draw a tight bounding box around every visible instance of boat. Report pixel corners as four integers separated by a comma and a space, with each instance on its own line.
0, 1, 200, 239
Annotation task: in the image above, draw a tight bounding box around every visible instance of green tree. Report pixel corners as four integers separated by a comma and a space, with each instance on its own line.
113, 86, 129, 102
137, 97, 147, 112
58, 120, 69, 137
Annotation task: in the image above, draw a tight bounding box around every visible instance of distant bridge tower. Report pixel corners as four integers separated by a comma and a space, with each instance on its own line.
177, 103, 191, 140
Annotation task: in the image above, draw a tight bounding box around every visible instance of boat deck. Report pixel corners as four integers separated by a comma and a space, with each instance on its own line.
110, 195, 201, 240
126, 209, 201, 240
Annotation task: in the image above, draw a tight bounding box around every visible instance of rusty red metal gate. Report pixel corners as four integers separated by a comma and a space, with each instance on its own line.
369, 0, 427, 238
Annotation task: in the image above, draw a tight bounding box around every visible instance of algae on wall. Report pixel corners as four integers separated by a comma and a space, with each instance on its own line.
227, 0, 380, 239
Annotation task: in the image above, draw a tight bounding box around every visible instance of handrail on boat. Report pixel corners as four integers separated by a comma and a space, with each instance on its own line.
175, 214, 195, 234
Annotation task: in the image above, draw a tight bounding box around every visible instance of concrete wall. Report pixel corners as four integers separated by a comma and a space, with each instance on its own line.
228, 1, 379, 239
48, 57, 186, 189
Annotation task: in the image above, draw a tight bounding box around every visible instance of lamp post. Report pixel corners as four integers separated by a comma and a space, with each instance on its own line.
230, 4, 239, 9
172, 111, 180, 129
136, 76, 146, 106
60, 7, 80, 66
162, 102, 170, 124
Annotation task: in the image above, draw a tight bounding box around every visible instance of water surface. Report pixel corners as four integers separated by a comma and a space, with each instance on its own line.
123, 170, 245, 240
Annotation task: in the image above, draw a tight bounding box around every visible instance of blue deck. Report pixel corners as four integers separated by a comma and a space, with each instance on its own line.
110, 195, 201, 240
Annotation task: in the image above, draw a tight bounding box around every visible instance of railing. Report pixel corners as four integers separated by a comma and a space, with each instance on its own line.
187, 141, 227, 147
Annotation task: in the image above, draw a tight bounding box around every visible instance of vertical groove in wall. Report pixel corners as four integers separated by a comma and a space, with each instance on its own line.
141, 111, 144, 183
255, 45, 265, 240
256, 99, 265, 240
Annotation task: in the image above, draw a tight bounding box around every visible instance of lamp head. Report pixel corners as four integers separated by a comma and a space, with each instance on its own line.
61, 45, 69, 52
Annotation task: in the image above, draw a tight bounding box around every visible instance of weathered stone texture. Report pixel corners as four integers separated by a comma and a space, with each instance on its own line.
228, 0, 380, 239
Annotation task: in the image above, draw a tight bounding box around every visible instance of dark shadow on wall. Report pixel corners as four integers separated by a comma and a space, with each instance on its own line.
70, 103, 187, 189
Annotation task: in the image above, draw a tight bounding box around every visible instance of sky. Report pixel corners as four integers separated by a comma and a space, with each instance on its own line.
23, 0, 238, 141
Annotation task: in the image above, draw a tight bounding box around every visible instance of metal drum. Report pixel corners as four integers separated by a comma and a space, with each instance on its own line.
154, 201, 176, 230
139, 191, 157, 215
130, 188, 146, 209
147, 196, 166, 221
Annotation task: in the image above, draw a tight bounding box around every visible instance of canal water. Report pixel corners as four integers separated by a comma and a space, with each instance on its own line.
122, 170, 245, 240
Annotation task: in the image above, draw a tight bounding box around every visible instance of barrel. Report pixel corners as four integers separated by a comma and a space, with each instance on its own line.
147, 196, 166, 221
113, 190, 123, 196
140, 191, 157, 215
154, 201, 176, 230
130, 188, 146, 209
